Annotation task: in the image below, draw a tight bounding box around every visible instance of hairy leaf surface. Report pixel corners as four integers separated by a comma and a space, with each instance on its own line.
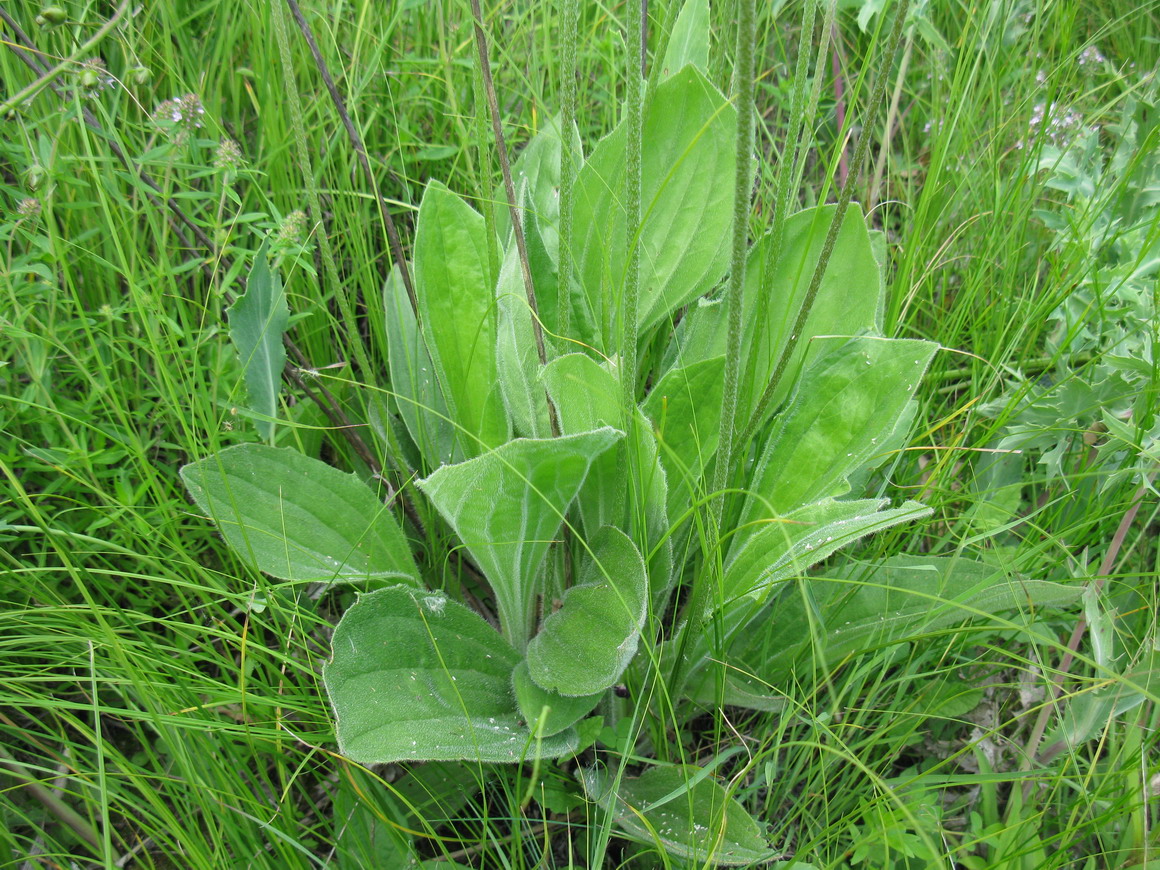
527, 527, 647, 696
227, 245, 287, 442
570, 66, 736, 351
580, 764, 775, 866
325, 586, 577, 763
414, 180, 508, 455
385, 264, 459, 468
417, 429, 622, 648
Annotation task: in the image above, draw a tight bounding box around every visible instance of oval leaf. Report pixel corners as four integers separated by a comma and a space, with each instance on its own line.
227, 244, 288, 442
414, 180, 509, 455
324, 585, 577, 763
527, 527, 647, 696
512, 660, 601, 738
180, 444, 419, 586
570, 66, 736, 351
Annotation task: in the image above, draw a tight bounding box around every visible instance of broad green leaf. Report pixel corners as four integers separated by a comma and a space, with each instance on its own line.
724, 555, 1083, 694
325, 586, 578, 763
580, 765, 776, 866
180, 444, 419, 586
1042, 649, 1160, 756
227, 244, 287, 442
495, 242, 552, 438
642, 355, 725, 521
722, 498, 934, 606
668, 206, 884, 421
385, 264, 459, 468
660, 0, 709, 79
740, 336, 938, 525
542, 354, 623, 534
512, 661, 601, 738
417, 429, 622, 649
414, 180, 509, 456
686, 669, 788, 713
570, 66, 736, 351
525, 198, 565, 342
740, 206, 886, 421
495, 116, 581, 264
527, 527, 647, 696
542, 356, 673, 594
542, 353, 622, 433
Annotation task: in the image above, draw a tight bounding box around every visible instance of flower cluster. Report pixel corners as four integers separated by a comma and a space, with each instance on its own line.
16, 197, 41, 219
213, 138, 243, 173
1016, 101, 1089, 150
150, 93, 206, 144
1077, 45, 1107, 72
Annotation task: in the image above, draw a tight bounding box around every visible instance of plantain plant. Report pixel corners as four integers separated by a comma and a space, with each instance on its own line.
179, 1, 1078, 863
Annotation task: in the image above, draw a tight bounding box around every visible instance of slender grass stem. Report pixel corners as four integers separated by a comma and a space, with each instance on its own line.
281, 0, 418, 316
741, 0, 911, 447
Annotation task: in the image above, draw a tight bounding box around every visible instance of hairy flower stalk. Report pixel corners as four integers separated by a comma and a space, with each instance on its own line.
557, 0, 580, 338
622, 0, 645, 417
710, 0, 758, 529
469, 0, 559, 436
668, 0, 758, 699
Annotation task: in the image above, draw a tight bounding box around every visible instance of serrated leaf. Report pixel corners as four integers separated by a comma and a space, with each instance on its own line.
723, 498, 934, 606
660, 0, 709, 78
414, 180, 509, 456
227, 246, 288, 442
570, 66, 736, 351
527, 527, 647, 696
325, 585, 578, 763
385, 264, 460, 468
512, 660, 601, 737
580, 765, 776, 866
180, 444, 419, 586
417, 429, 622, 649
